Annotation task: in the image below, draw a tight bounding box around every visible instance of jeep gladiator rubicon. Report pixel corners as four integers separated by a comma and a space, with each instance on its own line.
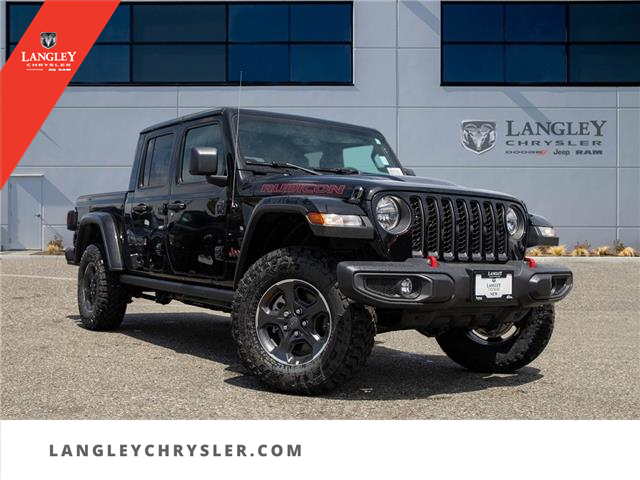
66, 109, 572, 394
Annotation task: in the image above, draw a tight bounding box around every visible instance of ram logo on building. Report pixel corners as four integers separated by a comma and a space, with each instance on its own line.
461, 121, 496, 154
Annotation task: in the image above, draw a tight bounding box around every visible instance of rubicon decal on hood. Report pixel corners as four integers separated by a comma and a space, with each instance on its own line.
260, 183, 347, 195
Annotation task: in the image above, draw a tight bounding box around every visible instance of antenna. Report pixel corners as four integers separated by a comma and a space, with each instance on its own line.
230, 70, 242, 209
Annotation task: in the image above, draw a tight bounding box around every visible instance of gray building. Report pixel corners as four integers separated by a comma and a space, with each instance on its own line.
1, 0, 639, 251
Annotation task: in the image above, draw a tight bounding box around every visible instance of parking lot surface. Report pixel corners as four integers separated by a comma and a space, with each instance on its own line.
1, 255, 638, 419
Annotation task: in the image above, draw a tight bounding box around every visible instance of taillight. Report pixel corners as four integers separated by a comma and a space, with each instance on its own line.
66, 209, 77, 231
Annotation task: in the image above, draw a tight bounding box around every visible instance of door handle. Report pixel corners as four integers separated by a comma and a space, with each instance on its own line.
132, 203, 151, 214
167, 201, 187, 212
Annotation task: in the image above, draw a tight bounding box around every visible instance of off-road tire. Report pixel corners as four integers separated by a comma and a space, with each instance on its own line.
77, 243, 127, 331
232, 247, 376, 394
436, 305, 554, 373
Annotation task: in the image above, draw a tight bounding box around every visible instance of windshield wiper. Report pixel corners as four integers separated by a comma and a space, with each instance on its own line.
312, 167, 360, 175
244, 161, 322, 176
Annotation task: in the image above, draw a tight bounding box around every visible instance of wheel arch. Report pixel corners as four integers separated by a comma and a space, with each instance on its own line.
74, 212, 125, 271
233, 196, 373, 287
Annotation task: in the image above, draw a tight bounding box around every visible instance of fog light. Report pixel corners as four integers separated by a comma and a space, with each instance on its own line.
399, 278, 413, 297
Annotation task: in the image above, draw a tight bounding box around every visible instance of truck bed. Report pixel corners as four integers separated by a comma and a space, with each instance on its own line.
76, 191, 128, 218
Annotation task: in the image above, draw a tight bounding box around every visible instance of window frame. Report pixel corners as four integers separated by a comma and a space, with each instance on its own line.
5, 1, 354, 86
177, 120, 227, 185
440, 1, 640, 87
138, 131, 176, 190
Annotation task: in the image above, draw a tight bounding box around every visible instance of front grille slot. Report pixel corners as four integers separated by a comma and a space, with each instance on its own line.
410, 197, 423, 254
456, 199, 469, 261
406, 194, 514, 263
425, 197, 440, 257
441, 198, 455, 260
495, 203, 508, 260
470, 201, 482, 260
483, 202, 496, 261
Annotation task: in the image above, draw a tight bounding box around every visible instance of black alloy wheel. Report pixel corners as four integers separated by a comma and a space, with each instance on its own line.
255, 279, 332, 366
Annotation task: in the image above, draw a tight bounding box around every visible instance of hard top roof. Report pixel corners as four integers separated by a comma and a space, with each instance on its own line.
140, 108, 381, 135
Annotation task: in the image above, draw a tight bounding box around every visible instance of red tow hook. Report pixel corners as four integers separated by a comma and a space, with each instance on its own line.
525, 257, 536, 268
426, 255, 438, 268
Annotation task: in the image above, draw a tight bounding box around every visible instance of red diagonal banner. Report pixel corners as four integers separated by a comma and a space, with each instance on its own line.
0, 0, 120, 190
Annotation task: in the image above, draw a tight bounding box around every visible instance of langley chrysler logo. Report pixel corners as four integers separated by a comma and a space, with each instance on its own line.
21, 31, 75, 72
461, 121, 496, 154
41, 32, 57, 49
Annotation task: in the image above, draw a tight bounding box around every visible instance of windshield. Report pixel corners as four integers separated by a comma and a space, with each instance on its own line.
236, 115, 402, 175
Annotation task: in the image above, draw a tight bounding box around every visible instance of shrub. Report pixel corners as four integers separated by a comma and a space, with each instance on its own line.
549, 245, 566, 256
526, 247, 543, 257
592, 246, 612, 256
46, 236, 64, 255
570, 246, 590, 257
612, 240, 627, 255
618, 247, 639, 257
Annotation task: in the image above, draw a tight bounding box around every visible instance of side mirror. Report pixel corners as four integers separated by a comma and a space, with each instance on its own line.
189, 147, 218, 176
403, 168, 416, 176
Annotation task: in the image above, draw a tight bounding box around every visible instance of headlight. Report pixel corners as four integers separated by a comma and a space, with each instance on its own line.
376, 196, 401, 232
506, 207, 525, 240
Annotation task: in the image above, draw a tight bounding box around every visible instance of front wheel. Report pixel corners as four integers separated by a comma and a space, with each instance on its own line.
436, 305, 554, 373
232, 247, 376, 394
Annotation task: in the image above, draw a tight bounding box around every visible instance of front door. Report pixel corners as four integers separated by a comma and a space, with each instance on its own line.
166, 120, 230, 283
126, 130, 176, 275
7, 176, 43, 250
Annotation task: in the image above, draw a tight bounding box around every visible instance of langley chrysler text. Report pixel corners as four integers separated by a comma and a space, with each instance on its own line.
66, 109, 572, 394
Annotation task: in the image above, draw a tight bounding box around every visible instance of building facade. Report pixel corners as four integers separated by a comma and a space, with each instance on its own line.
1, 0, 639, 251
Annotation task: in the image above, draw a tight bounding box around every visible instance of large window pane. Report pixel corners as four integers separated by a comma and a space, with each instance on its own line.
291, 3, 352, 42
291, 45, 352, 83
72, 45, 130, 83
442, 4, 504, 42
8, 4, 41, 43
133, 4, 226, 42
228, 4, 289, 42
228, 45, 289, 82
442, 44, 504, 83
570, 45, 640, 83
506, 4, 566, 42
570, 3, 640, 41
133, 45, 226, 83
97, 5, 130, 42
506, 45, 566, 83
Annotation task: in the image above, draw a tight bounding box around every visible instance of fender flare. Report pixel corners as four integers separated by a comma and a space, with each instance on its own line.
527, 212, 559, 247
75, 212, 125, 271
233, 196, 373, 286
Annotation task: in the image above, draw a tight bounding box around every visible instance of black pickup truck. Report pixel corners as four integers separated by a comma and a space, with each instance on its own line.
66, 108, 572, 394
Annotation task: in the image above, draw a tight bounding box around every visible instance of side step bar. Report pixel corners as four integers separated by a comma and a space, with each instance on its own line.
120, 274, 234, 307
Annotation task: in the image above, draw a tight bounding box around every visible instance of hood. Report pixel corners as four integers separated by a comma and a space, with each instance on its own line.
247, 172, 521, 203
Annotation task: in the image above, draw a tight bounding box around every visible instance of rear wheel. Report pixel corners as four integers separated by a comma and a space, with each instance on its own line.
232, 247, 376, 394
436, 305, 554, 373
77, 244, 127, 331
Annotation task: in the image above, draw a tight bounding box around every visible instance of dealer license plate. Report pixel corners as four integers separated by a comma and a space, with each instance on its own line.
474, 272, 513, 300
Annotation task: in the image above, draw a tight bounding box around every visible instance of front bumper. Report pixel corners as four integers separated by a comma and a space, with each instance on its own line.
337, 258, 572, 331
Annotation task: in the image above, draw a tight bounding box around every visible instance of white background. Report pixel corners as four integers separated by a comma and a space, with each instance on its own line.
1, 420, 637, 479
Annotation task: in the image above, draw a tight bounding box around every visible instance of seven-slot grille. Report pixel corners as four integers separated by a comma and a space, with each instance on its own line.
409, 195, 511, 262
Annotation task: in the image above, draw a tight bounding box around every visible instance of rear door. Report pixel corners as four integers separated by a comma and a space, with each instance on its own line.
125, 129, 176, 275
165, 118, 230, 283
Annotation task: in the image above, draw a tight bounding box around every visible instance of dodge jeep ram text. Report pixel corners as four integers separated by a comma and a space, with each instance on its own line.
66, 109, 572, 394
